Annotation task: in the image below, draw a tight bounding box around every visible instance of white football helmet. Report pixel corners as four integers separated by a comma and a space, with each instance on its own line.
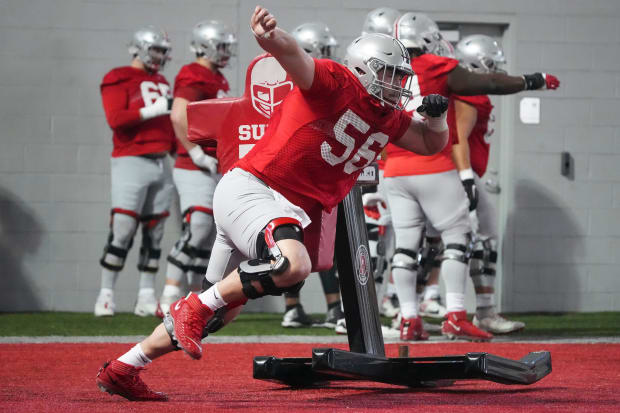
190, 20, 237, 67
343, 33, 413, 110
394, 12, 443, 55
455, 34, 507, 73
128, 26, 171, 72
361, 7, 401, 36
291, 22, 339, 60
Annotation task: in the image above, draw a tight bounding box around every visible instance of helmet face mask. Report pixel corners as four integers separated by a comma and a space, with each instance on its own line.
129, 26, 171, 72
366, 58, 413, 109
344, 33, 413, 111
190, 20, 237, 68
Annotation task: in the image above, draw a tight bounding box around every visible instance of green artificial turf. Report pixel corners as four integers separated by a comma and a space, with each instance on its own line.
1, 311, 619, 338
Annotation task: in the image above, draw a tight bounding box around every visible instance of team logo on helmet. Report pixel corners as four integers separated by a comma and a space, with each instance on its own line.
250, 56, 294, 119
356, 244, 370, 286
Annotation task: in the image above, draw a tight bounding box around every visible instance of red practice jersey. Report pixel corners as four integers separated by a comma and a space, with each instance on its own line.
236, 59, 411, 213
100, 66, 175, 157
452, 95, 494, 177
173, 62, 229, 170
383, 54, 459, 177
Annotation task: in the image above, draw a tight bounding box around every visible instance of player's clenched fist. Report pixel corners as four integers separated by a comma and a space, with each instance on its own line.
417, 94, 449, 118
523, 72, 560, 90
416, 94, 449, 133
251, 5, 277, 38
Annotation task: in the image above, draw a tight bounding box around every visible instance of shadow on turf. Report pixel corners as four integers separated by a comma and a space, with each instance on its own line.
265, 384, 566, 395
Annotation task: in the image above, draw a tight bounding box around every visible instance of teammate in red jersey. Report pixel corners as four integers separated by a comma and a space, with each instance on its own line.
157, 21, 237, 317
94, 26, 175, 318
96, 5, 449, 401
384, 12, 559, 341
451, 35, 527, 334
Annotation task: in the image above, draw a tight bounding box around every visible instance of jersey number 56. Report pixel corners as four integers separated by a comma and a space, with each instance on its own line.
321, 109, 388, 175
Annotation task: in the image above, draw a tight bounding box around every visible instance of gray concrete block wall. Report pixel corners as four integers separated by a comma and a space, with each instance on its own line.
1, 0, 619, 314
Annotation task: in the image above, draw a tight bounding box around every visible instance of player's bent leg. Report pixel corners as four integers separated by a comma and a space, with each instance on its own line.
165, 218, 310, 360
95, 209, 139, 317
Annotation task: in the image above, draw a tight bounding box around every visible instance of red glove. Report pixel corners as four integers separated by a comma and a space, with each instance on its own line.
543, 73, 560, 90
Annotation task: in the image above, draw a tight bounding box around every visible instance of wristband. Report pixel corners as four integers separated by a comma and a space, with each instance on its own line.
459, 168, 475, 181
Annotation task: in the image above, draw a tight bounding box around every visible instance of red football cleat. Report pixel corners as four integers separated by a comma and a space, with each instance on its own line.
96, 360, 167, 402
168, 293, 213, 360
399, 316, 429, 341
441, 311, 493, 342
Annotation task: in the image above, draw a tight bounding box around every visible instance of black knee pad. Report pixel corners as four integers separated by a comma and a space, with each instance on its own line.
100, 230, 132, 271
238, 258, 305, 299
440, 242, 471, 264
100, 209, 138, 271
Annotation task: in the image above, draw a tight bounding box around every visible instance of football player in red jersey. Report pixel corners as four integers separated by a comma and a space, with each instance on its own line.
384, 12, 559, 341
157, 21, 237, 317
96, 5, 449, 401
451, 34, 526, 334
94, 26, 175, 318
278, 21, 345, 331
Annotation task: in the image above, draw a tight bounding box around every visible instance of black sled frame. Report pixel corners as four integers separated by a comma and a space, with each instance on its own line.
253, 167, 551, 388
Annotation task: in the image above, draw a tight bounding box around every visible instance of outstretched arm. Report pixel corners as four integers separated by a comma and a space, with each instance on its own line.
392, 95, 449, 156
447, 64, 560, 96
250, 5, 315, 90
451, 99, 477, 172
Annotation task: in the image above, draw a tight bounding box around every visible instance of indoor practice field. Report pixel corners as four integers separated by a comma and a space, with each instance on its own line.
2, 0, 620, 412
1, 341, 619, 412
1, 313, 619, 412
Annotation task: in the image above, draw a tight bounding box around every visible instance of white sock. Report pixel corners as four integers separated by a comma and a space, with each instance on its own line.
198, 284, 227, 311
117, 343, 151, 368
162, 284, 182, 297
423, 284, 440, 301
441, 259, 468, 313
392, 267, 418, 318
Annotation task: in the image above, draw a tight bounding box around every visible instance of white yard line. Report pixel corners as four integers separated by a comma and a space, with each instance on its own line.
1, 335, 620, 344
